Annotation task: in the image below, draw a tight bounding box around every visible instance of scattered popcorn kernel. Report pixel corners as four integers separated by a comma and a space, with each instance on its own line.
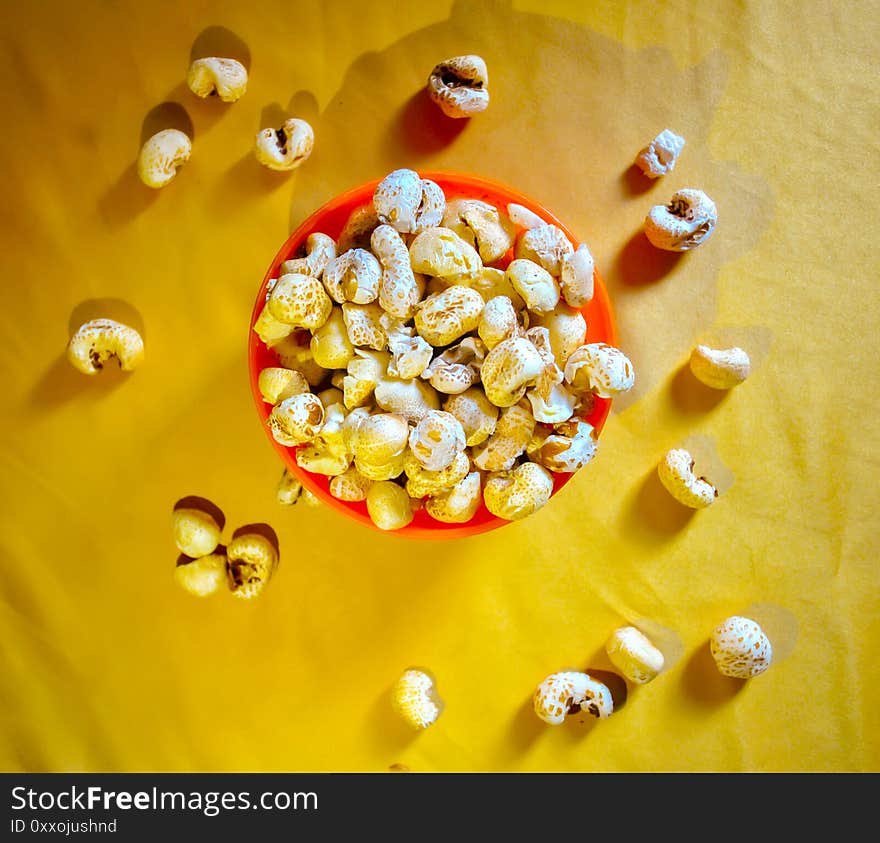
67, 318, 145, 375
644, 188, 717, 251
172, 507, 222, 558
186, 56, 248, 102
427, 54, 489, 119
366, 481, 414, 531
533, 671, 614, 725
657, 447, 718, 509
605, 626, 665, 684
137, 128, 191, 189
392, 669, 443, 729
254, 117, 314, 171
634, 129, 686, 179
710, 616, 772, 679
226, 533, 278, 599
174, 552, 227, 598
689, 344, 751, 390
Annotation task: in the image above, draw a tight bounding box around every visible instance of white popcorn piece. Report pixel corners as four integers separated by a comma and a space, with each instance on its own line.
267, 393, 325, 447
484, 461, 553, 521
226, 533, 278, 600
172, 508, 221, 558
258, 367, 310, 405
533, 671, 614, 725
634, 129, 686, 179
710, 616, 772, 679
427, 55, 489, 119
366, 481, 414, 531
392, 669, 443, 729
425, 471, 482, 524
281, 233, 335, 278
408, 410, 467, 472
480, 336, 544, 408
657, 447, 718, 509
186, 57, 248, 102
414, 285, 485, 347
255, 118, 314, 171
689, 345, 751, 390
506, 258, 560, 314
564, 343, 635, 399
644, 188, 717, 251
67, 318, 145, 375
174, 552, 228, 598
137, 129, 191, 189
605, 626, 665, 684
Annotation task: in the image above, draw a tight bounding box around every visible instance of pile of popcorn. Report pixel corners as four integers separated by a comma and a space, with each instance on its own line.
252, 167, 635, 530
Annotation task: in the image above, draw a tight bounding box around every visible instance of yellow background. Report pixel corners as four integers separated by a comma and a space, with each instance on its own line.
1, 0, 877, 772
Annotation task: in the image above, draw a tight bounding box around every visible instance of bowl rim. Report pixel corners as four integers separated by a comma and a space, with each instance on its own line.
248, 170, 619, 539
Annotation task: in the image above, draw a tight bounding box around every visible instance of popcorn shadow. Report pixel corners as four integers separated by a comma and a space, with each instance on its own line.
67, 298, 145, 338
98, 104, 193, 228
173, 495, 227, 534
390, 87, 469, 158
30, 354, 130, 408
232, 523, 280, 558
620, 163, 658, 197
365, 682, 421, 756
618, 468, 696, 545
217, 151, 293, 206
139, 101, 195, 146
680, 641, 744, 706
614, 229, 684, 287
98, 164, 158, 228
669, 362, 728, 414
190, 25, 252, 69
506, 694, 550, 755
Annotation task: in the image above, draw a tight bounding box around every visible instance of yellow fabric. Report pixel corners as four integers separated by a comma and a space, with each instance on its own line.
1, 0, 877, 773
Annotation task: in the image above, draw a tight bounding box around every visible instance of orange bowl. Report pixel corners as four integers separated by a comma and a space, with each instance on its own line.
248, 171, 619, 539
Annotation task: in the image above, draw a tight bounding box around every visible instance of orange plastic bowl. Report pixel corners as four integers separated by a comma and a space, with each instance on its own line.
248, 172, 619, 539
